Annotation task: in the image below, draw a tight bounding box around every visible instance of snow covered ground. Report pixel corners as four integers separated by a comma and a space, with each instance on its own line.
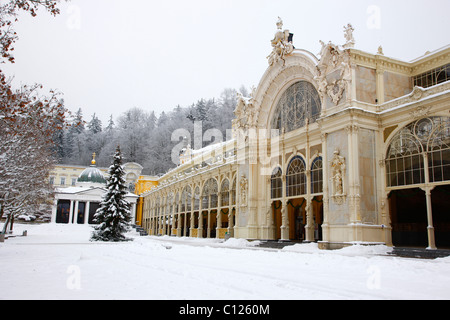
1, 223, 450, 300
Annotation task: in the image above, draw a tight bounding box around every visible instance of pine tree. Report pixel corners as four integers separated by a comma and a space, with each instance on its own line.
91, 146, 132, 242
88, 113, 102, 134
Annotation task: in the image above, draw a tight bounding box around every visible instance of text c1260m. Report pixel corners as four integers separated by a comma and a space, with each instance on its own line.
178, 304, 270, 317
223, 304, 270, 315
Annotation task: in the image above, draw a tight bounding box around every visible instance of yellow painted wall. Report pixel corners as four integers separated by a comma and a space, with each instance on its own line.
135, 176, 159, 226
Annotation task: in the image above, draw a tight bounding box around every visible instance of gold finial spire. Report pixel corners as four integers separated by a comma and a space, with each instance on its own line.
91, 152, 97, 166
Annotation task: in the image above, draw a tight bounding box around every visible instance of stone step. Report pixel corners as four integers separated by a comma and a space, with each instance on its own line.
257, 241, 298, 249
390, 247, 450, 259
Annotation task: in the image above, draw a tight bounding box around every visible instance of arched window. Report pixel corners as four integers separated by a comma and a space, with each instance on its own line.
221, 179, 230, 207
174, 193, 179, 213
168, 192, 174, 213
194, 187, 200, 210
286, 156, 307, 197
272, 81, 321, 134
202, 179, 219, 209
271, 167, 283, 199
426, 117, 450, 182
386, 117, 450, 187
181, 186, 192, 211
231, 178, 237, 206
210, 179, 219, 208
311, 157, 323, 194
156, 197, 161, 215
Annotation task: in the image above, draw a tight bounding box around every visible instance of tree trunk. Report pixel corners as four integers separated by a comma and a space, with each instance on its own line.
1, 214, 11, 235
9, 214, 14, 234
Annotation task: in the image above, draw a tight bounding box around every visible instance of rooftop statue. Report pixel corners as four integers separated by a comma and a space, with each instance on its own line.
267, 17, 294, 66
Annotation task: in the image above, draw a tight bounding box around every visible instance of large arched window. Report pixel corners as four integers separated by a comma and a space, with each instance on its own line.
386, 117, 450, 187
271, 167, 283, 199
272, 81, 321, 134
286, 156, 307, 197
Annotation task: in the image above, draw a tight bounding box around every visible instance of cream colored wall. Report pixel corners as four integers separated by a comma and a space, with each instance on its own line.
140, 40, 450, 249
50, 165, 108, 188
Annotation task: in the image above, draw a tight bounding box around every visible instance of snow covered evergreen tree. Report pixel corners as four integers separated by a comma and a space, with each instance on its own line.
91, 146, 132, 242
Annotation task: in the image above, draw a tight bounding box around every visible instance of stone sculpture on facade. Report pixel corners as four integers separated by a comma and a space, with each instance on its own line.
330, 149, 346, 204
343, 23, 355, 49
240, 175, 248, 207
267, 17, 294, 66
233, 92, 259, 131
315, 24, 355, 106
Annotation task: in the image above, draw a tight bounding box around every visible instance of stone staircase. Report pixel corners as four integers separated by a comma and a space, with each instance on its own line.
132, 225, 148, 236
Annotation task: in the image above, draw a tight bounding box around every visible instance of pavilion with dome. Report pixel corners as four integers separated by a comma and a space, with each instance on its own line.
51, 154, 139, 225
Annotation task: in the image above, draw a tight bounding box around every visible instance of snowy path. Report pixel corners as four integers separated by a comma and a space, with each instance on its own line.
1, 224, 450, 300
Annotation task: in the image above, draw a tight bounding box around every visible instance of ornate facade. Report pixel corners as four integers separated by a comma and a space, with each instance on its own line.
142, 19, 450, 250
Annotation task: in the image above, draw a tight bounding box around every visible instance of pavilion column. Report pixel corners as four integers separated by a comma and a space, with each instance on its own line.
51, 199, 58, 223
227, 204, 234, 237
190, 196, 195, 236
177, 200, 182, 237
68, 200, 74, 225
422, 151, 437, 250
423, 187, 436, 250
280, 199, 289, 241
207, 208, 211, 238
304, 197, 315, 242
198, 202, 203, 238
216, 194, 222, 238
321, 133, 330, 242
183, 208, 187, 237
84, 202, 90, 225
171, 201, 176, 236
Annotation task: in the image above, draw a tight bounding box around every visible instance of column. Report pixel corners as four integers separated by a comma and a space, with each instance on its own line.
198, 202, 203, 238
207, 209, 211, 238
227, 204, 234, 238
321, 133, 330, 242
190, 196, 195, 237
177, 200, 182, 238
68, 200, 74, 225
423, 153, 437, 250
216, 193, 222, 239
84, 202, 90, 225
51, 199, 58, 224
304, 197, 314, 242
280, 199, 289, 241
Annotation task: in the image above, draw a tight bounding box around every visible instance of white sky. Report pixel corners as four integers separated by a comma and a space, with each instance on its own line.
3, 0, 450, 124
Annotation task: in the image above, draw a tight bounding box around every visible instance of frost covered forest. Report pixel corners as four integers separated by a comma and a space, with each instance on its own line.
54, 87, 247, 175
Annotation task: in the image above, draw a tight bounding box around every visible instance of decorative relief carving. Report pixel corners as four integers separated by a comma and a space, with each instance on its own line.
267, 17, 294, 66
315, 25, 354, 106
232, 92, 260, 132
239, 175, 248, 207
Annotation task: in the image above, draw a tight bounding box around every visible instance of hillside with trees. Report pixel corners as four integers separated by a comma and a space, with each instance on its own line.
54, 87, 246, 176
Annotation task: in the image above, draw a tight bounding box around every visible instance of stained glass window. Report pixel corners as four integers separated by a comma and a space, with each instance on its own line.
272, 81, 321, 134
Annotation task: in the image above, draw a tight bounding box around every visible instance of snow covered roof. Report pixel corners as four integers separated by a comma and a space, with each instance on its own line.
77, 166, 107, 184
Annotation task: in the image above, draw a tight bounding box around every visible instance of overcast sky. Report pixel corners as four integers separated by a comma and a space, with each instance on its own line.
3, 0, 449, 124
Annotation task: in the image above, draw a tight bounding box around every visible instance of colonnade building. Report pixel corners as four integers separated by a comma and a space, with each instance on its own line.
141, 20, 450, 250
